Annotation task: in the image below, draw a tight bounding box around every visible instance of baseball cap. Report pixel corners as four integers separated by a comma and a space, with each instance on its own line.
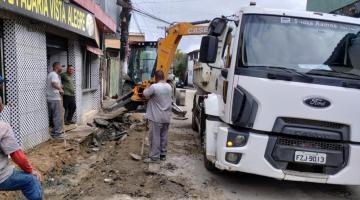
0, 75, 6, 84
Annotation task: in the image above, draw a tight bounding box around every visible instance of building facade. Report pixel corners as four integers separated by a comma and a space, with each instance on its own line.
0, 0, 116, 149
186, 50, 200, 86
307, 0, 360, 17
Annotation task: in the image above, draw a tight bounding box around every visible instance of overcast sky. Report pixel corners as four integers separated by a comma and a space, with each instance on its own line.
129, 0, 307, 52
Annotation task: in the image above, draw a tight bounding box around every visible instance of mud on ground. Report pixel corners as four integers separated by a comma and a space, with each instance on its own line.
47, 117, 203, 200
2, 110, 203, 200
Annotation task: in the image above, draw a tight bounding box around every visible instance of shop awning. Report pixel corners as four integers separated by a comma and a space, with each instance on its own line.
86, 45, 103, 56
105, 39, 121, 49
71, 0, 117, 33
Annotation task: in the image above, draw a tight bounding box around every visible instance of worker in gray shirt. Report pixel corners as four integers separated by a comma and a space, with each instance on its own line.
143, 70, 172, 163
46, 62, 64, 139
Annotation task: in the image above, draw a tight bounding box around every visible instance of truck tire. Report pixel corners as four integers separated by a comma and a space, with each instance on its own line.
203, 132, 217, 172
191, 95, 199, 131
192, 113, 198, 131
199, 104, 206, 144
204, 154, 217, 172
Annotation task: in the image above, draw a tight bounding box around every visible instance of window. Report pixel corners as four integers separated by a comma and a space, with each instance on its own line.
82, 49, 92, 89
240, 15, 360, 79
0, 20, 6, 104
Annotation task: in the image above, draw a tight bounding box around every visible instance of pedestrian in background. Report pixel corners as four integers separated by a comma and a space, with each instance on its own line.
61, 65, 76, 125
143, 70, 172, 163
46, 62, 64, 139
0, 75, 43, 200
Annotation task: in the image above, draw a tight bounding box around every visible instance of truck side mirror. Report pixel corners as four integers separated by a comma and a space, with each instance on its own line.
209, 18, 227, 36
199, 36, 218, 63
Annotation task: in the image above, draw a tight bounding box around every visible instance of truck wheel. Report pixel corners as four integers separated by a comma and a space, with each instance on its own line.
199, 104, 206, 144
203, 133, 217, 172
204, 154, 217, 172
191, 95, 199, 131
192, 113, 198, 131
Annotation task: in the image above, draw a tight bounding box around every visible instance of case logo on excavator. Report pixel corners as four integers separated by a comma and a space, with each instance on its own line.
188, 27, 209, 34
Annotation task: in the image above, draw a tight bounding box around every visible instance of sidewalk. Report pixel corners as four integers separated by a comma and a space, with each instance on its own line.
0, 125, 97, 200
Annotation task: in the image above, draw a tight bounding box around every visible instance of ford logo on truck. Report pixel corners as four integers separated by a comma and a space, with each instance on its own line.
304, 97, 331, 108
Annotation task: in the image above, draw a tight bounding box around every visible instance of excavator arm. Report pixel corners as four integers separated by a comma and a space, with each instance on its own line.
156, 21, 210, 79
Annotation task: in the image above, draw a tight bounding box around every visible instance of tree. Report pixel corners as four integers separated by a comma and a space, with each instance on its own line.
173, 50, 187, 82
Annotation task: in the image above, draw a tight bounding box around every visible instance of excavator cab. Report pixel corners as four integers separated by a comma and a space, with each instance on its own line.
128, 42, 158, 84
121, 41, 158, 95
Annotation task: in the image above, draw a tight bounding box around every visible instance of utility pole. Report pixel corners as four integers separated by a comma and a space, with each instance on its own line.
117, 0, 132, 97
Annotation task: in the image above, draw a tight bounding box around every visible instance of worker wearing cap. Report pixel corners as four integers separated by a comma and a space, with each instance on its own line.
143, 70, 172, 163
0, 75, 43, 200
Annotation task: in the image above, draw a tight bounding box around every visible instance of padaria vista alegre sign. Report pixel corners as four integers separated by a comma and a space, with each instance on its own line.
0, 0, 96, 39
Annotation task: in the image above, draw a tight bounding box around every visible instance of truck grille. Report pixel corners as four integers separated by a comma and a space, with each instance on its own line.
281, 118, 344, 129
277, 137, 344, 151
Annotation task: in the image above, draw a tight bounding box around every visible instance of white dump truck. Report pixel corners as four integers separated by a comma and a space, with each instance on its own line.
192, 5, 360, 185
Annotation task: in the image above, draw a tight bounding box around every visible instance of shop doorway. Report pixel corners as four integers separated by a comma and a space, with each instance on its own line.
46, 34, 70, 133
46, 34, 68, 72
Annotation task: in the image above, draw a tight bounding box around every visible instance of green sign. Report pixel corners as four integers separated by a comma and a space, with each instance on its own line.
0, 0, 96, 39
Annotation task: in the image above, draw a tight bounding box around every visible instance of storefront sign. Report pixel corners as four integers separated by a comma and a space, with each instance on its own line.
0, 0, 96, 39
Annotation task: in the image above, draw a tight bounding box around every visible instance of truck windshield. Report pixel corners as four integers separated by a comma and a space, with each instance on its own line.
242, 15, 360, 79
128, 46, 157, 83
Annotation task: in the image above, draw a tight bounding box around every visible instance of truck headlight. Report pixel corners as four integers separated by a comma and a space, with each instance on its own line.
226, 130, 248, 147
234, 135, 246, 146
225, 152, 242, 164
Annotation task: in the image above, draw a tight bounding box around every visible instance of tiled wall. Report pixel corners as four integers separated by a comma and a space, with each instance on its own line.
0, 18, 101, 149
2, 18, 49, 149
68, 40, 101, 124
91, 56, 101, 110
68, 40, 83, 123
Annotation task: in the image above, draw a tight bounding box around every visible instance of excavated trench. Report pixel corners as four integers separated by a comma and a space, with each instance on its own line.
34, 112, 194, 200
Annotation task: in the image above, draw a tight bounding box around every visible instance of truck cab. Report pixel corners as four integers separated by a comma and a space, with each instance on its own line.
192, 6, 360, 185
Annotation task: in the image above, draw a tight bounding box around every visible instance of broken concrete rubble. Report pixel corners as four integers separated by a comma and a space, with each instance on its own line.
91, 112, 147, 149
94, 118, 110, 127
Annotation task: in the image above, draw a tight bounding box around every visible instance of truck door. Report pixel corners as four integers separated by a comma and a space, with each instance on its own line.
216, 29, 233, 120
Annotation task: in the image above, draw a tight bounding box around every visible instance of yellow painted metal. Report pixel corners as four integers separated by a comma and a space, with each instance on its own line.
131, 22, 209, 102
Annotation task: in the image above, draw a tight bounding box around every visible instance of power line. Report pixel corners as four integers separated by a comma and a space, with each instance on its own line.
133, 2, 159, 39
132, 14, 143, 33
118, 0, 171, 24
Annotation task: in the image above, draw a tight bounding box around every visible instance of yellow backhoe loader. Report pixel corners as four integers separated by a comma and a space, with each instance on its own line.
107, 20, 209, 112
